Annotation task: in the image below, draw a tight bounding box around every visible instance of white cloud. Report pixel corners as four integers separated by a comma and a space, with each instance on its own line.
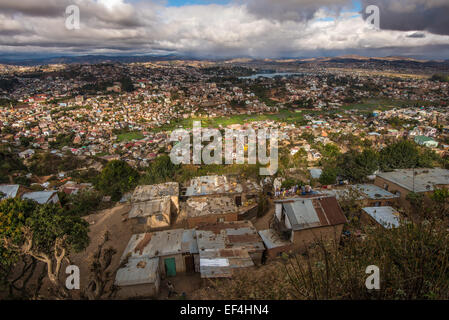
0, 1, 448, 58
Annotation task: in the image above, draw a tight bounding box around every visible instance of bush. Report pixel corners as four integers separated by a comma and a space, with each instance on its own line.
94, 160, 139, 201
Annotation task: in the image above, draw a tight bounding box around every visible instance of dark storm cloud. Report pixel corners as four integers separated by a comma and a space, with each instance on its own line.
407, 32, 426, 38
0, 0, 149, 28
242, 0, 352, 21
360, 0, 449, 35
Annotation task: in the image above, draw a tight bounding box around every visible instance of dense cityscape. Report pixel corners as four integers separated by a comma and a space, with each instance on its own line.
0, 0, 448, 308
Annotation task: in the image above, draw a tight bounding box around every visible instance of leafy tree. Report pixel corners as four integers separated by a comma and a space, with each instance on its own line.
95, 160, 139, 201
0, 198, 89, 290
0, 145, 27, 183
338, 149, 379, 183
319, 167, 337, 185
59, 190, 103, 217
139, 155, 179, 185
379, 140, 419, 171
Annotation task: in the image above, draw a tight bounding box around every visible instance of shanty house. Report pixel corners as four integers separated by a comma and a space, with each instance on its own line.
22, 190, 60, 205
273, 196, 347, 252
0, 184, 31, 200
323, 184, 399, 207
180, 196, 239, 228
114, 257, 160, 298
361, 206, 401, 229
129, 183, 180, 231
195, 221, 265, 278
374, 168, 449, 210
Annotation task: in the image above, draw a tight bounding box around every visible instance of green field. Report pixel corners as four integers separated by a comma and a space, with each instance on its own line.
341, 98, 432, 112
117, 131, 144, 142
153, 110, 313, 132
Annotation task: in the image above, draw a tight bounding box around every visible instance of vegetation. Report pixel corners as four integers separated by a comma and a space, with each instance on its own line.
0, 198, 89, 297
29, 152, 86, 176
201, 208, 449, 300
95, 160, 139, 201
116, 131, 144, 142
0, 145, 27, 183
59, 190, 104, 217
139, 155, 179, 185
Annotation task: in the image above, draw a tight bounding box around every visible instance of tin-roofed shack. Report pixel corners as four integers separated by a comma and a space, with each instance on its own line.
181, 175, 262, 219
180, 196, 239, 228
0, 184, 31, 200
273, 195, 347, 252
129, 183, 180, 232
323, 184, 399, 207
114, 257, 160, 298
361, 206, 401, 229
374, 168, 449, 211
22, 190, 60, 205
196, 221, 265, 278
119, 228, 199, 279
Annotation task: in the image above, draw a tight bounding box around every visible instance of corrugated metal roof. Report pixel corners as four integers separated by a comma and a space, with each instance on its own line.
281, 196, 347, 230
115, 257, 159, 286
0, 185, 19, 199
377, 168, 449, 193
128, 196, 171, 219
362, 206, 400, 229
258, 229, 291, 249
319, 196, 348, 225
323, 184, 399, 201
284, 199, 321, 230
22, 191, 57, 204
183, 196, 238, 218
121, 229, 198, 262
196, 221, 264, 278
132, 183, 179, 203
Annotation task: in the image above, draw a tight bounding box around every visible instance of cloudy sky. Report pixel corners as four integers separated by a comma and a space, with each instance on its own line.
1, 0, 449, 60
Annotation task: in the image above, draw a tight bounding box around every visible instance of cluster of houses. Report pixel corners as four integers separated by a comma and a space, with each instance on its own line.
110, 167, 449, 298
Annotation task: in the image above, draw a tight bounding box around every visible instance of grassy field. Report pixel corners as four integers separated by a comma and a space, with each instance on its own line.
341, 98, 432, 112
117, 131, 144, 142
152, 110, 312, 132
148, 97, 430, 133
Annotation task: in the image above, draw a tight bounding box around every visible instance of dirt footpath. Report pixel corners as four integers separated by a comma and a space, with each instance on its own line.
70, 203, 133, 294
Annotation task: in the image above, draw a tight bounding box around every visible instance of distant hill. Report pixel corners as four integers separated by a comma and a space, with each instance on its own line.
1, 54, 449, 69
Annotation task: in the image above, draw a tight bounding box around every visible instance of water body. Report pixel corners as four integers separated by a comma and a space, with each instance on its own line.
239, 72, 305, 80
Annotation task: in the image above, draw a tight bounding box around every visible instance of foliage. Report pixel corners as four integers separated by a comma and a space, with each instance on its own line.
319, 167, 338, 185
337, 149, 379, 183
430, 188, 449, 219
281, 179, 304, 189
49, 133, 76, 149
59, 190, 103, 217
202, 218, 449, 300
0, 198, 89, 288
29, 152, 86, 176
379, 140, 421, 171
0, 144, 27, 183
139, 155, 179, 185
95, 160, 139, 201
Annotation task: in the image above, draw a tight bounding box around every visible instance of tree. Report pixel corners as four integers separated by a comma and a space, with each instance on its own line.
139, 155, 178, 185
379, 140, 419, 171
0, 198, 89, 291
338, 149, 379, 183
319, 167, 337, 185
95, 160, 139, 201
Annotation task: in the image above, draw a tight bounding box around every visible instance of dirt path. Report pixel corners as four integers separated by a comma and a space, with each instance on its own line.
70, 203, 133, 295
